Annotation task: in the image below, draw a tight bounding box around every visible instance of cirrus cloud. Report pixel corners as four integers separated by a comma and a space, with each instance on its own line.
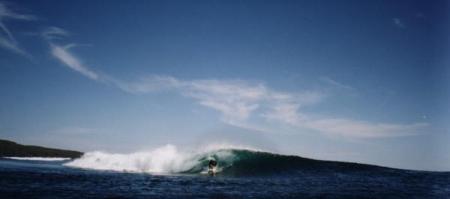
0, 2, 36, 57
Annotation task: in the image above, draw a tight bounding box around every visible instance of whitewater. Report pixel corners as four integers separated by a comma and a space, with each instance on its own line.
65, 144, 261, 174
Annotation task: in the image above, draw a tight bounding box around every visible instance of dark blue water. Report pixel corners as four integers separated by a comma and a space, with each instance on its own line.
0, 158, 449, 198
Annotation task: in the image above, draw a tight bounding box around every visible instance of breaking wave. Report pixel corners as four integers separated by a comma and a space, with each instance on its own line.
65, 144, 388, 176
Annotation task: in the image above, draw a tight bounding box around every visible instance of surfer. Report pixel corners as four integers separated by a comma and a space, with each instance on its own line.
208, 159, 217, 175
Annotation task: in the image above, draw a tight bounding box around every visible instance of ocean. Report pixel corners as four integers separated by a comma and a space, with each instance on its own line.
0, 147, 449, 198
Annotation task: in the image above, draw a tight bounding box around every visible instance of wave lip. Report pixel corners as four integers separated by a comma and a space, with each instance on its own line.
5, 157, 71, 161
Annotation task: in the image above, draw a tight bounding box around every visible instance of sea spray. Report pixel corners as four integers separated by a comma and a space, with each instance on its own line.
64, 144, 246, 173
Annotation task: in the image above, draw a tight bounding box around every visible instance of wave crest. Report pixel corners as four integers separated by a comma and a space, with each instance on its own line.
65, 144, 241, 174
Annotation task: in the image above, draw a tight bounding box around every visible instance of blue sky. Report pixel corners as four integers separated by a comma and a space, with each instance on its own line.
0, 0, 448, 171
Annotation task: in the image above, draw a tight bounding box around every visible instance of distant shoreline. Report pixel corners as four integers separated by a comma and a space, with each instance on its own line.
0, 139, 83, 159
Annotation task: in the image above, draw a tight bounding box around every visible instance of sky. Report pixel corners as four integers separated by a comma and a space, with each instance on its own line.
0, 0, 449, 171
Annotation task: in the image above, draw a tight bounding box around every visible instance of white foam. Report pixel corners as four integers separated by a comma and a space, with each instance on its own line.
64, 143, 259, 174
5, 157, 71, 161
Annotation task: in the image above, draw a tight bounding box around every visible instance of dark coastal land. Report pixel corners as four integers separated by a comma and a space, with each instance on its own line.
0, 139, 83, 159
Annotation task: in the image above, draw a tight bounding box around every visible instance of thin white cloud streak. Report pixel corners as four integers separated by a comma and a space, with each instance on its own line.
320, 76, 353, 90
263, 95, 428, 138
112, 75, 182, 94
0, 36, 27, 55
0, 3, 36, 21
266, 105, 428, 138
186, 80, 266, 121
185, 80, 324, 125
0, 2, 35, 57
50, 44, 99, 80
42, 26, 69, 40
41, 26, 99, 80
304, 119, 428, 138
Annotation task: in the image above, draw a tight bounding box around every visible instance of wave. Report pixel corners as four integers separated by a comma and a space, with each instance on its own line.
65, 144, 389, 176
65, 144, 248, 174
5, 157, 71, 161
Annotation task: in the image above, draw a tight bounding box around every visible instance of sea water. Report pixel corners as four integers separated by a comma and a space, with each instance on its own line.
0, 146, 449, 198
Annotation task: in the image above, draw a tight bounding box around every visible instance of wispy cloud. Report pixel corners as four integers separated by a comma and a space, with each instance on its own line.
42, 26, 69, 40
50, 43, 99, 80
393, 18, 405, 29
0, 37, 27, 55
320, 76, 354, 90
117, 76, 427, 138
117, 77, 270, 126
112, 75, 182, 94
114, 76, 322, 132
263, 94, 428, 138
185, 80, 266, 122
41, 27, 100, 80
0, 2, 35, 57
304, 119, 428, 138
